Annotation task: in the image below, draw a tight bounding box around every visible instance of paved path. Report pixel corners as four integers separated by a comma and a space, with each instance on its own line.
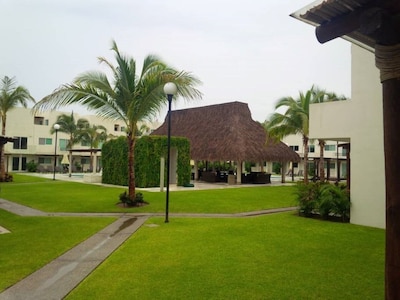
0, 215, 148, 300
0, 196, 297, 300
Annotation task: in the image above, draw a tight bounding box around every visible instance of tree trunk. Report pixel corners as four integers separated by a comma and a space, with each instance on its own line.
127, 132, 136, 200
89, 150, 93, 172
303, 135, 309, 183
0, 116, 7, 181
68, 151, 72, 177
319, 139, 325, 181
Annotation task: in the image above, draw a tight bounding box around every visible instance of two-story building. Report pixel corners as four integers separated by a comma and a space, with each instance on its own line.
3, 107, 158, 174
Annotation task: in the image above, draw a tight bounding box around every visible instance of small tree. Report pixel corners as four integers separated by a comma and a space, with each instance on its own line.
51, 113, 89, 176
78, 124, 107, 171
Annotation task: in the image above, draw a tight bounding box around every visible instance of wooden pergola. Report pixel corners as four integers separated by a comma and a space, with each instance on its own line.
291, 1, 400, 298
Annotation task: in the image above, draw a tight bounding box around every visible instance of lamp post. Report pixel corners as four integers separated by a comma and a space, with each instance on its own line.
164, 82, 177, 223
53, 123, 60, 180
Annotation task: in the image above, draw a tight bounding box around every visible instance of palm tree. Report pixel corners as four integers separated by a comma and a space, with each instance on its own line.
34, 40, 202, 200
51, 113, 89, 176
0, 76, 35, 180
267, 90, 312, 183
78, 124, 107, 172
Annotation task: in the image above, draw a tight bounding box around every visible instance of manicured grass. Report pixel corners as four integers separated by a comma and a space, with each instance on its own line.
0, 174, 296, 213
0, 174, 384, 298
0, 209, 116, 291
67, 213, 384, 299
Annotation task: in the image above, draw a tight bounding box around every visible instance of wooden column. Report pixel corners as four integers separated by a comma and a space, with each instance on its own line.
382, 78, 400, 299
376, 43, 400, 300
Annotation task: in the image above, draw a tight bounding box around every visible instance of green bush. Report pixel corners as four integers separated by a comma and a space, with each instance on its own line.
295, 182, 350, 221
27, 160, 37, 172
295, 181, 320, 216
119, 191, 146, 207
272, 162, 281, 174
319, 183, 350, 221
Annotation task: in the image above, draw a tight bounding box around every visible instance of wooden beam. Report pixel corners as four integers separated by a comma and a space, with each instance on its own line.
316, 7, 400, 45
315, 9, 365, 44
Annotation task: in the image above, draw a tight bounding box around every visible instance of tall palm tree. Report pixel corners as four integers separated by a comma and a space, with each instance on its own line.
267, 86, 348, 183
267, 90, 312, 183
78, 124, 107, 172
34, 40, 202, 200
0, 76, 35, 180
51, 113, 89, 176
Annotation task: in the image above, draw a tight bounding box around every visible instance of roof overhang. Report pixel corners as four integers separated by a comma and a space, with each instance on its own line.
291, 0, 400, 53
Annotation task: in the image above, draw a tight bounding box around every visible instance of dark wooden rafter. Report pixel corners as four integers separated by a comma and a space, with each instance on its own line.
315, 7, 400, 46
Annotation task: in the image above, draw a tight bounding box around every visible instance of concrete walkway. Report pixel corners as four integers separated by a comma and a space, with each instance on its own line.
0, 176, 297, 300
0, 215, 148, 300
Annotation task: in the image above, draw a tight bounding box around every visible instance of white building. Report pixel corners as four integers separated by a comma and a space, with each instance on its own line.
310, 45, 385, 229
281, 45, 384, 229
282, 134, 348, 180
3, 107, 159, 174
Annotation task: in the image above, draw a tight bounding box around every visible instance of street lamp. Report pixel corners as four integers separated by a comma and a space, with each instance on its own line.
164, 82, 177, 223
53, 123, 60, 180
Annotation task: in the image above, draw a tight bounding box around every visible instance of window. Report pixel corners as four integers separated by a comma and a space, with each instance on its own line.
308, 145, 315, 153
34, 116, 44, 125
59, 139, 68, 151
324, 144, 336, 151
81, 140, 90, 147
114, 124, 120, 131
38, 138, 52, 145
324, 162, 336, 169
341, 148, 347, 156
81, 158, 90, 165
120, 126, 126, 132
292, 162, 298, 168
13, 137, 28, 149
11, 157, 27, 171
38, 157, 52, 164
289, 145, 299, 151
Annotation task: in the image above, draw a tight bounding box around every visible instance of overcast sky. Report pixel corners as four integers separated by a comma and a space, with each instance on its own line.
1, 0, 351, 122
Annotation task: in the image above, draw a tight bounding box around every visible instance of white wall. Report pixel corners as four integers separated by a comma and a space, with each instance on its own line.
350, 45, 385, 228
309, 45, 385, 228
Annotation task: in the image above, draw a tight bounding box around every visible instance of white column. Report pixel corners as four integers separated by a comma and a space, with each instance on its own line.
92, 152, 97, 174
236, 161, 242, 184
266, 161, 273, 173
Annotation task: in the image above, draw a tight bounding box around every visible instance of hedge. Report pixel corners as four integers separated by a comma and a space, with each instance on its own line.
101, 135, 191, 188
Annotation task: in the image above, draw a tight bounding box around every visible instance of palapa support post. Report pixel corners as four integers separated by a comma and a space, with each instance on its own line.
375, 43, 400, 300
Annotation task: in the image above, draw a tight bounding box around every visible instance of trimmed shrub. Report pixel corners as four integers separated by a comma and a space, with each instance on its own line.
102, 135, 191, 188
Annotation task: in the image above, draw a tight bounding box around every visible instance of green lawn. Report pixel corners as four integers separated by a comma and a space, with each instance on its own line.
0, 174, 385, 298
0, 174, 297, 213
67, 213, 384, 300
0, 209, 116, 291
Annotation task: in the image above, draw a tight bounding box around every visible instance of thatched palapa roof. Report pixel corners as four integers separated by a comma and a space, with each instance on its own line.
151, 101, 300, 162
